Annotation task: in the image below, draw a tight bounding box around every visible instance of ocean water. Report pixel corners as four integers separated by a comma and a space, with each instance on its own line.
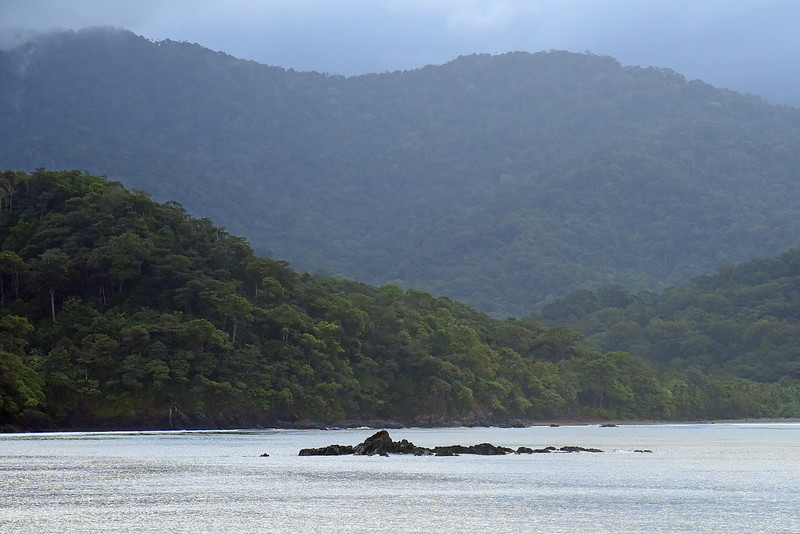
1, 423, 799, 533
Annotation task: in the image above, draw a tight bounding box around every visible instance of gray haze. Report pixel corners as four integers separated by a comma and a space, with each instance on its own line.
1, 0, 799, 107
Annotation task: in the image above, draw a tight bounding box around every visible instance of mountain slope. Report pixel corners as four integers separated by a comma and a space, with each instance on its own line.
3, 28, 800, 316
539, 248, 800, 386
1, 169, 687, 429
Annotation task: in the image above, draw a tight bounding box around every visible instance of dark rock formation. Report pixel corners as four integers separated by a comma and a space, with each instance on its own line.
527, 446, 557, 453
297, 430, 615, 457
299, 431, 433, 456
298, 444, 355, 456
514, 445, 603, 454
431, 443, 514, 456
392, 438, 433, 456
297, 431, 441, 456
557, 445, 603, 453
352, 429, 394, 455
353, 430, 433, 456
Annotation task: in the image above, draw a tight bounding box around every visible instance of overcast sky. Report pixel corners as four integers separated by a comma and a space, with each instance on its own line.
2, 0, 798, 106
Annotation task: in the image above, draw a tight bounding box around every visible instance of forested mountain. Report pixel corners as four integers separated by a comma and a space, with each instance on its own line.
3, 170, 799, 430
538, 250, 800, 416
3, 28, 800, 316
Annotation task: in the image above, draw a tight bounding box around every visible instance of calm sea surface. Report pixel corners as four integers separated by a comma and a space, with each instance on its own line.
1, 423, 799, 533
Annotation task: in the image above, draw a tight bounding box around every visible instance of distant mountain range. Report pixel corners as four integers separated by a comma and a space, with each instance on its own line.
3, 27, 800, 317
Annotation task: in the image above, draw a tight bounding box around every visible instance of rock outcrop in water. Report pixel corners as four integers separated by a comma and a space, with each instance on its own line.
298, 444, 355, 456
299, 430, 430, 456
298, 430, 610, 456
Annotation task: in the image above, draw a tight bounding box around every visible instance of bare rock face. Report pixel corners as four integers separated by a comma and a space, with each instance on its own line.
353, 430, 394, 456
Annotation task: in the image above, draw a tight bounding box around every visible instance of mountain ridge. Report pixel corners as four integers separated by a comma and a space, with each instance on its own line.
2, 28, 800, 316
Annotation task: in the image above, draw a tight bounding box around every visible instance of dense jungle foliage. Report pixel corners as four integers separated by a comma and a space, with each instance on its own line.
0, 170, 672, 430
539, 251, 800, 418
2, 171, 800, 431
4, 29, 800, 317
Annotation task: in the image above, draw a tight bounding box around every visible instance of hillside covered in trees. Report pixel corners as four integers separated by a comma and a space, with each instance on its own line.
538, 250, 800, 417
3, 170, 799, 431
3, 29, 800, 316
0, 170, 664, 430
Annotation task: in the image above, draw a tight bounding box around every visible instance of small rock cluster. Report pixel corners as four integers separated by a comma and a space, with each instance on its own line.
298, 430, 612, 457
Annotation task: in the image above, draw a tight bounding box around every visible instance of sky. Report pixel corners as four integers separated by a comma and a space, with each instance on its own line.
1, 0, 799, 106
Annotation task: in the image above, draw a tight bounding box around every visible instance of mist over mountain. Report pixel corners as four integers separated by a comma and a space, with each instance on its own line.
3, 28, 800, 317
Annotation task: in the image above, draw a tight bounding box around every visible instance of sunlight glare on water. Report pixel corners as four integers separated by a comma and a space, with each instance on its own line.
1, 424, 799, 533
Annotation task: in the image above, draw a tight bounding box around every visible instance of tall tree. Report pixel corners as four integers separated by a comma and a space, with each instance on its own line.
32, 249, 70, 322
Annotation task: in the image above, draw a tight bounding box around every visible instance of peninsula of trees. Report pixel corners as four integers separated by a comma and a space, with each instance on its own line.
2, 170, 799, 431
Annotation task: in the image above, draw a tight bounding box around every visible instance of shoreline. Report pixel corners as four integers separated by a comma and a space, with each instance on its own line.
4, 416, 800, 434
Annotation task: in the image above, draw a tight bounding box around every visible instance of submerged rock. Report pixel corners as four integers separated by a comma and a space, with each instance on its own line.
516, 446, 556, 454
557, 445, 603, 453
515, 445, 603, 454
526, 446, 557, 454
